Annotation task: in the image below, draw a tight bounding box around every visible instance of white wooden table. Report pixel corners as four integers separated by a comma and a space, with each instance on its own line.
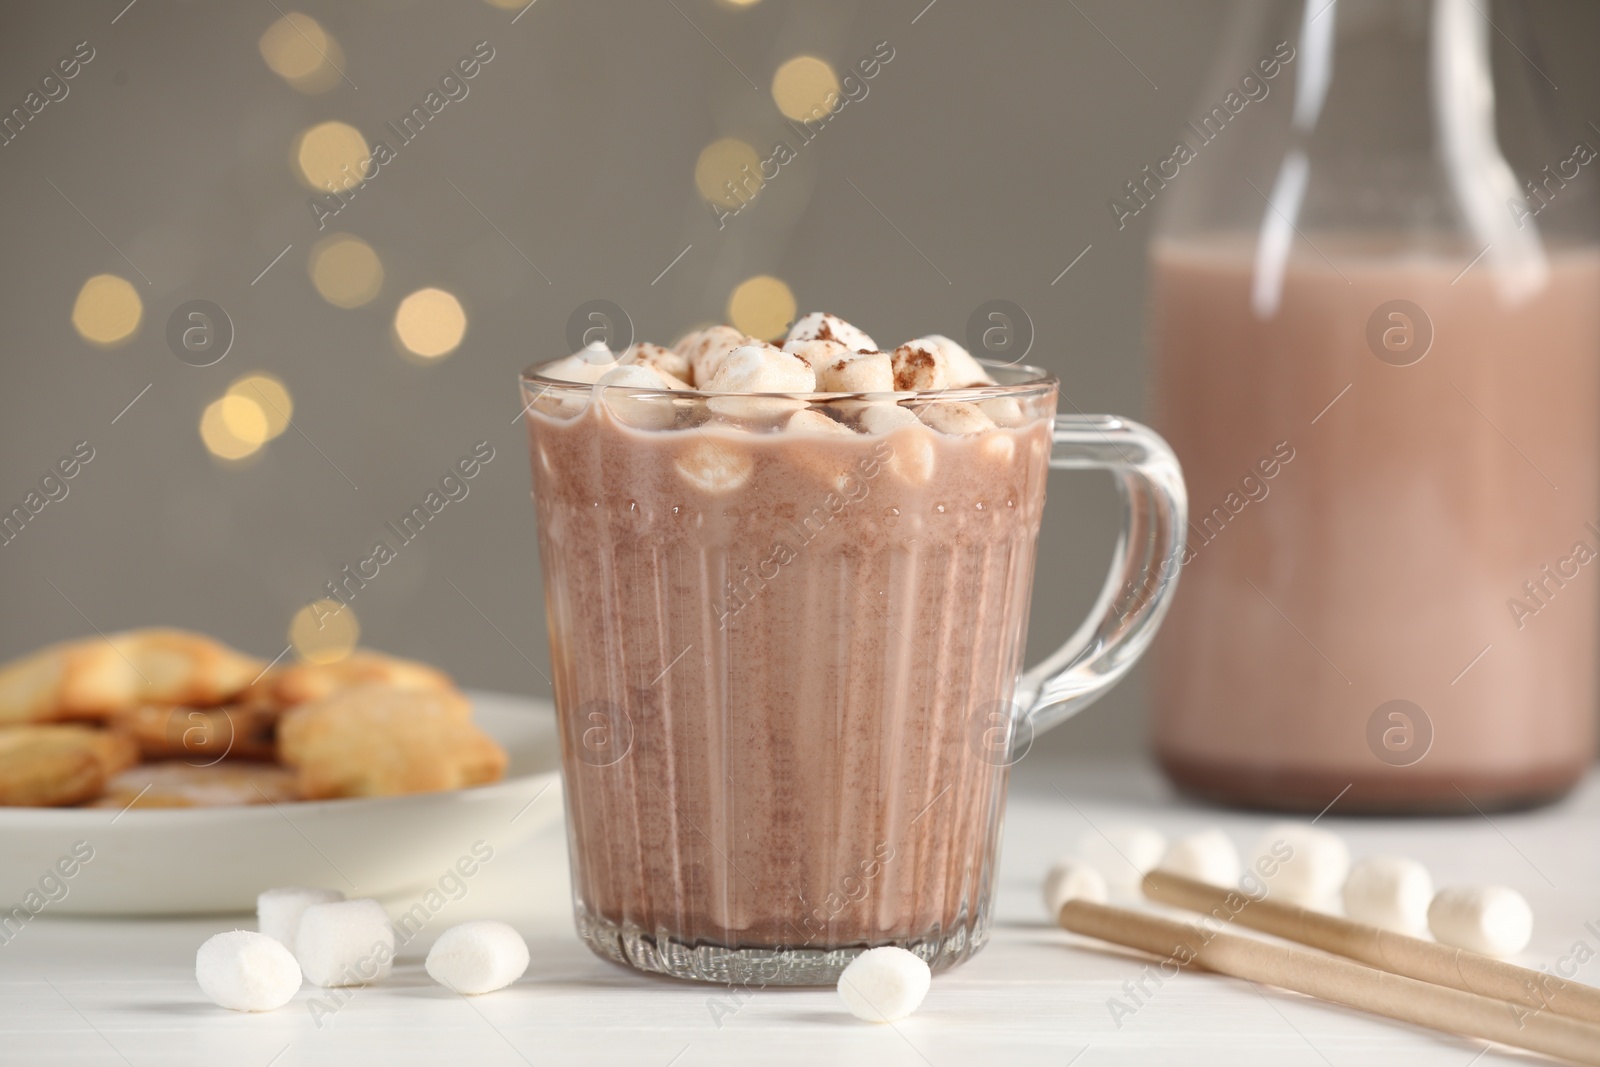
3, 736, 1596, 1066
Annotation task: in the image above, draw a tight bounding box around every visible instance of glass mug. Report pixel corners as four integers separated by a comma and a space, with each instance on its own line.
520, 359, 1186, 984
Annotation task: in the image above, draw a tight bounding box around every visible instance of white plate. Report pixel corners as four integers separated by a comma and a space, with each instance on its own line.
0, 691, 563, 915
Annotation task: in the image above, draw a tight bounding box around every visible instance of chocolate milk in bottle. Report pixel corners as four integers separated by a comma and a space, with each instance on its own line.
1147, 0, 1600, 811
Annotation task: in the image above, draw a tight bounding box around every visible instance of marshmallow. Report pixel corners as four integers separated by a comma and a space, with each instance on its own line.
977, 397, 1026, 427
674, 325, 749, 385
706, 345, 815, 420
787, 339, 892, 393
596, 365, 687, 430
784, 338, 850, 370
978, 431, 1016, 465
1042, 858, 1108, 919
856, 405, 935, 483
890, 341, 950, 391
857, 402, 921, 434
919, 401, 995, 436
540, 349, 618, 384
425, 920, 530, 995
917, 334, 995, 387
1251, 823, 1350, 908
622, 342, 692, 383
836, 946, 930, 1023
786, 409, 854, 435
1077, 826, 1167, 892
258, 887, 344, 949
705, 345, 815, 394
295, 899, 395, 988
786, 311, 877, 353
596, 365, 684, 390
1342, 856, 1433, 935
790, 339, 891, 394
674, 436, 754, 492
1158, 829, 1241, 887
529, 394, 585, 420
196, 930, 302, 1012
816, 351, 894, 394
1429, 885, 1533, 958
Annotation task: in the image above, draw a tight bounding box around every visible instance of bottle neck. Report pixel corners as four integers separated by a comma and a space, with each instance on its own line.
1155, 0, 1592, 306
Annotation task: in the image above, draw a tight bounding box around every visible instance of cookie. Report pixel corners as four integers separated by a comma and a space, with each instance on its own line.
0, 725, 139, 806
278, 683, 507, 799
111, 703, 280, 762
249, 651, 455, 710
0, 629, 265, 723
91, 761, 300, 809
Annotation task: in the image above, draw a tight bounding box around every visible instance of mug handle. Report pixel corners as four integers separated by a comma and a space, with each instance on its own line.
1012, 414, 1188, 753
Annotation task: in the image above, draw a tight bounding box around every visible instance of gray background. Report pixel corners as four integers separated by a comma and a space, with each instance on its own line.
2, 0, 1597, 759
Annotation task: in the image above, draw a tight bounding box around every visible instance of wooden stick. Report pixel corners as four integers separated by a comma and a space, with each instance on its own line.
1142, 869, 1600, 1027
1057, 898, 1600, 1066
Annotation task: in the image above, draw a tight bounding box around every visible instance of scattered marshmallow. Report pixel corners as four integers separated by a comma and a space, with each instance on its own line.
257, 887, 344, 949
786, 409, 853, 435
1158, 829, 1241, 887
1251, 823, 1350, 908
1077, 826, 1167, 892
196, 930, 302, 1012
622, 342, 692, 383
836, 946, 930, 1023
674, 325, 749, 385
1042, 859, 1108, 919
295, 899, 395, 988
919, 401, 995, 435
786, 311, 877, 353
890, 341, 950, 391
425, 920, 530, 995
1342, 856, 1433, 935
917, 334, 995, 387
1428, 885, 1533, 957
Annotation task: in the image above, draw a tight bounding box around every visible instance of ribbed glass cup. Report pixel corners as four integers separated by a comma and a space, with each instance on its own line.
521, 363, 1059, 984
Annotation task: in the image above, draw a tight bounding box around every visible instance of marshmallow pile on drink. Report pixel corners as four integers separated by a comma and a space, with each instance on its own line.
534, 312, 1030, 435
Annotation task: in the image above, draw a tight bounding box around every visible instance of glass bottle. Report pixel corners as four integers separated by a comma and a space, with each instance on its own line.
1149, 0, 1600, 812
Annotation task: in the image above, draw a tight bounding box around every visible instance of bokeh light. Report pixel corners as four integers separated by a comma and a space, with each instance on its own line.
200, 395, 269, 460
394, 287, 467, 359
227, 374, 293, 439
718, 0, 763, 6
772, 56, 840, 123
481, 0, 527, 8
71, 274, 142, 347
727, 275, 796, 340
294, 121, 369, 191
258, 12, 345, 94
694, 137, 763, 208
290, 599, 360, 664
308, 233, 383, 308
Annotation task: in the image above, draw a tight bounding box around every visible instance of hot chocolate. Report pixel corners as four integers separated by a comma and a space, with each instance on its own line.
524, 316, 1056, 982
